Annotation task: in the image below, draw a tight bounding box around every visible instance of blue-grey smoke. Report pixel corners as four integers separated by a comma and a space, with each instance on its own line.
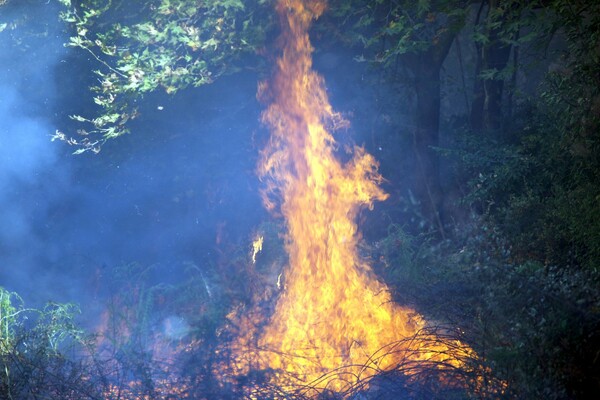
0, 1, 74, 304
0, 1, 402, 325
0, 2, 264, 315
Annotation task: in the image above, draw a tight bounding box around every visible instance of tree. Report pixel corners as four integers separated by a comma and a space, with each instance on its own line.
459, 0, 600, 269
326, 0, 469, 234
55, 0, 274, 153
469, 0, 553, 135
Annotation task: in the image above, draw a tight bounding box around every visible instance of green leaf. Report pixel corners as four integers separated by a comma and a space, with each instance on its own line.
70, 115, 87, 122
201, 38, 219, 50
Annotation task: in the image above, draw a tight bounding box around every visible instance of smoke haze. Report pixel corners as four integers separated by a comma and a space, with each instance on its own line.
0, 2, 264, 317
0, 1, 411, 322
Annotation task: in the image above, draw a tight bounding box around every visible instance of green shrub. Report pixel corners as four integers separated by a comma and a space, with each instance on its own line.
0, 287, 99, 399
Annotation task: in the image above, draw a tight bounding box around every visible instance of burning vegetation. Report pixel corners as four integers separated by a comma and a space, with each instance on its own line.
5, 0, 600, 398
224, 0, 491, 396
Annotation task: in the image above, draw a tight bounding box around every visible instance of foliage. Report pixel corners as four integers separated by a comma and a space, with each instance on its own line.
5, 0, 600, 398
0, 287, 98, 399
87, 227, 286, 399
451, 0, 600, 270
443, 8, 600, 392
470, 0, 552, 78
326, 0, 468, 66
55, 0, 273, 153
469, 261, 600, 399
91, 262, 220, 397
370, 221, 600, 399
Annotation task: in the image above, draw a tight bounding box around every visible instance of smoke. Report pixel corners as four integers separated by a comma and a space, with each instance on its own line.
0, 2, 268, 318
0, 1, 385, 323
0, 1, 73, 303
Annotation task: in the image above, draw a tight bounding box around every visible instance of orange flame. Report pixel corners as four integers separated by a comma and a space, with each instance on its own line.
231, 0, 478, 394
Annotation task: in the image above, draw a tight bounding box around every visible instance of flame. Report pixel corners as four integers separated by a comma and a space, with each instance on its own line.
251, 234, 264, 264
230, 0, 479, 394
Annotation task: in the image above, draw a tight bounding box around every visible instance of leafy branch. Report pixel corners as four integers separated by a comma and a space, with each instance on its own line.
57, 0, 272, 153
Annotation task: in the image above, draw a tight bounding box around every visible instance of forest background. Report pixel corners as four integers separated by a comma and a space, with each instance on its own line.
0, 0, 599, 399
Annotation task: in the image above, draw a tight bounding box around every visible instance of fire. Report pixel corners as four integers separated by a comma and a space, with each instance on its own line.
230, 0, 479, 395
251, 234, 264, 264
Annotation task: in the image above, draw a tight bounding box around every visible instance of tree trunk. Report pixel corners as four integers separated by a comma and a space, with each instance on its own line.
470, 0, 516, 135
470, 40, 485, 131
412, 57, 444, 232
405, 29, 457, 235
482, 37, 512, 133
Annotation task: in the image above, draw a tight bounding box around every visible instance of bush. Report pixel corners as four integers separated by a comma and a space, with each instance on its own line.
0, 287, 100, 399
371, 221, 600, 399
